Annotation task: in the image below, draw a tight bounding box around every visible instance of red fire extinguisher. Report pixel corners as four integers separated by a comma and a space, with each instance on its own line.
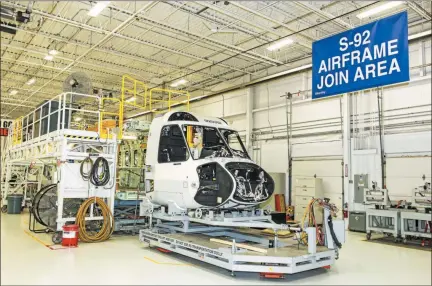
343, 202, 348, 219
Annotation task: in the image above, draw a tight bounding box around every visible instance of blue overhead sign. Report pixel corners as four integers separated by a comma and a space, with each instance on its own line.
312, 11, 409, 99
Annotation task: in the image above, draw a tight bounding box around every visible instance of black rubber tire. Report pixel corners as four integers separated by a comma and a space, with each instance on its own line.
1, 205, 7, 213
52, 231, 62, 244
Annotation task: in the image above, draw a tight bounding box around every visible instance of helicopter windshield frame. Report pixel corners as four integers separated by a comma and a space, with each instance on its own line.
182, 124, 233, 160
181, 124, 249, 160
219, 128, 250, 159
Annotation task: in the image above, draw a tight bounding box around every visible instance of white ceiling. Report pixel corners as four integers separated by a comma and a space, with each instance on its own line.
1, 1, 431, 118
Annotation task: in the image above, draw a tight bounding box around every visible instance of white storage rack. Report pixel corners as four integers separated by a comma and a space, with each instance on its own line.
3, 92, 119, 234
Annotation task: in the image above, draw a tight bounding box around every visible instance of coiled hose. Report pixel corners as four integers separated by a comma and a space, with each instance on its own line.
80, 157, 93, 181
75, 197, 114, 243
90, 157, 110, 187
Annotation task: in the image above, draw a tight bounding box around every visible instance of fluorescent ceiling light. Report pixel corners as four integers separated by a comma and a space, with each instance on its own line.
9, 90, 18, 95
126, 97, 136, 103
267, 38, 294, 51
170, 79, 187, 87
26, 78, 36, 85
408, 30, 432, 40
356, 1, 404, 19
88, 1, 110, 17
44, 55, 53, 61
48, 49, 58, 55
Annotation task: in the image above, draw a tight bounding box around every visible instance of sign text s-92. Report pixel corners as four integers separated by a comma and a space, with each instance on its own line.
312, 12, 409, 99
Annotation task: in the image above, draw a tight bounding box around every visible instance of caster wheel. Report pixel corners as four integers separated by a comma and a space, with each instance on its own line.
52, 231, 62, 244
1, 205, 7, 213
366, 233, 371, 240
195, 208, 203, 219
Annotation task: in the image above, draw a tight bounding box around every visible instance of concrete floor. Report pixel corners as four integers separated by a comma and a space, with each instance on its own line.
1, 212, 431, 285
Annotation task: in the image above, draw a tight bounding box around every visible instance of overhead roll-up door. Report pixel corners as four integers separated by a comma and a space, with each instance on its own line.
385, 156, 431, 202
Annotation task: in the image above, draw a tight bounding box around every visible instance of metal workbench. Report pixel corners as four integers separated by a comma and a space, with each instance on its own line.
365, 208, 401, 241
400, 210, 432, 244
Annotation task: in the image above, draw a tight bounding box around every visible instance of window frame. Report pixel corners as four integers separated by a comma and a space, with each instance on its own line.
157, 124, 190, 164
219, 128, 250, 159
182, 124, 233, 160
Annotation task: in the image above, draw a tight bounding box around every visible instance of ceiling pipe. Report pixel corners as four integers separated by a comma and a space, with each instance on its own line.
226, 2, 315, 48
150, 2, 378, 90
1, 102, 36, 108
293, 1, 354, 29
2, 1, 253, 76
0, 22, 228, 83
129, 29, 431, 119
110, 3, 282, 66
6, 1, 157, 116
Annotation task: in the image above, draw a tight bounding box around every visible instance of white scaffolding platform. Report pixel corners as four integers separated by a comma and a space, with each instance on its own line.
139, 204, 342, 277
3, 92, 120, 233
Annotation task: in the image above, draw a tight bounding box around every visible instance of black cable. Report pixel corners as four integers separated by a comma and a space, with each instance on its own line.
90, 157, 110, 187
80, 157, 93, 180
327, 215, 342, 249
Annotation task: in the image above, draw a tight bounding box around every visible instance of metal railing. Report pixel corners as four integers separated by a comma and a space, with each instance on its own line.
9, 92, 123, 146
121, 75, 148, 109
121, 74, 190, 115
149, 88, 190, 113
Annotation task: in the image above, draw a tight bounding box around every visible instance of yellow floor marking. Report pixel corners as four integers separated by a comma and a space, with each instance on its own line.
23, 230, 51, 248
143, 256, 192, 266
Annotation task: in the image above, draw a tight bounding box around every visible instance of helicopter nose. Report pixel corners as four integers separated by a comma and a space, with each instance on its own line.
225, 162, 274, 204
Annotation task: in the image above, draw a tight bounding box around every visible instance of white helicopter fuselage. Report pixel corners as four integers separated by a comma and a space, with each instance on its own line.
144, 111, 274, 210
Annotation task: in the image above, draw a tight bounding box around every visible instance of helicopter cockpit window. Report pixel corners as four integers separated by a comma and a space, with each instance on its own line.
219, 129, 249, 159
183, 125, 232, 159
158, 125, 189, 163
